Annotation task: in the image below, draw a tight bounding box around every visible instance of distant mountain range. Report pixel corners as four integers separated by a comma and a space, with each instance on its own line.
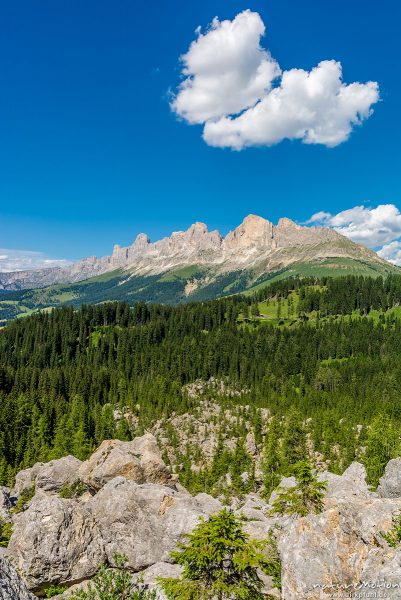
0, 214, 398, 321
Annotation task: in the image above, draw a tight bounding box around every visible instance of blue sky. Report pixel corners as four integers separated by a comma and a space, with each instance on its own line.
0, 0, 400, 266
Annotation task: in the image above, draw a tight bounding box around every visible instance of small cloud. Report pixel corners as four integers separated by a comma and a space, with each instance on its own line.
171, 10, 379, 150
0, 248, 72, 273
305, 211, 332, 225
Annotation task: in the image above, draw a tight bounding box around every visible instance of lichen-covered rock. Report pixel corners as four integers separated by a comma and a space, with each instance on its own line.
13, 462, 44, 496
78, 434, 174, 491
7, 489, 104, 593
35, 456, 82, 493
7, 477, 220, 592
0, 488, 12, 520
0, 557, 36, 600
377, 458, 401, 498
279, 496, 401, 599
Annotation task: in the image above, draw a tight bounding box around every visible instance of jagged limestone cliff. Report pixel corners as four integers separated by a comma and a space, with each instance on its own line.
0, 214, 390, 291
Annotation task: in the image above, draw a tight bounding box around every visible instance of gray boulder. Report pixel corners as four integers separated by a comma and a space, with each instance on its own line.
318, 461, 371, 501
78, 434, 175, 491
268, 476, 296, 505
377, 458, 401, 498
35, 456, 82, 493
13, 462, 44, 496
279, 496, 401, 599
134, 562, 182, 599
89, 478, 221, 571
7, 477, 220, 592
234, 494, 280, 540
0, 488, 12, 520
0, 557, 36, 600
12, 456, 81, 497
7, 490, 104, 593
361, 548, 401, 599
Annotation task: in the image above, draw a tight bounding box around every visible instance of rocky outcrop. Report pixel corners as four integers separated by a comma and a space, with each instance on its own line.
317, 461, 371, 500
8, 490, 104, 591
13, 456, 81, 496
377, 458, 401, 498
0, 557, 36, 600
278, 463, 401, 599
0, 214, 389, 291
5, 436, 401, 599
7, 479, 220, 593
6, 435, 219, 595
279, 495, 401, 599
0, 488, 12, 521
78, 434, 175, 491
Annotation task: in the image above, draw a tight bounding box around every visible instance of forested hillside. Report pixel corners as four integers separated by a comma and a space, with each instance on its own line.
0, 256, 396, 323
1, 274, 401, 496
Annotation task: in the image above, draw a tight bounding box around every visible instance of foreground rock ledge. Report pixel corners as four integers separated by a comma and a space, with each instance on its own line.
3, 435, 401, 599
0, 557, 35, 600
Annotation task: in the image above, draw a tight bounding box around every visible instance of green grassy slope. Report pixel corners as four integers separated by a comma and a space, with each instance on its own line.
0, 256, 398, 324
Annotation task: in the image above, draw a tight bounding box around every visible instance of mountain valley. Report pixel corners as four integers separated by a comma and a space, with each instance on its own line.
0, 215, 397, 323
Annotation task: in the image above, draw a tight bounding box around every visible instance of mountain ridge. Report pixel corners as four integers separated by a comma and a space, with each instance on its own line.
0, 214, 391, 291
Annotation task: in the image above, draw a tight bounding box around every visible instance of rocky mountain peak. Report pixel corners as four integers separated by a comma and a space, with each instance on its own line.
132, 233, 151, 249
224, 214, 274, 250
0, 213, 392, 293
187, 222, 209, 236
277, 217, 301, 230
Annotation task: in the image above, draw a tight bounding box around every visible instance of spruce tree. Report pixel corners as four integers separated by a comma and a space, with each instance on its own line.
159, 509, 271, 599
363, 414, 400, 488
270, 461, 327, 517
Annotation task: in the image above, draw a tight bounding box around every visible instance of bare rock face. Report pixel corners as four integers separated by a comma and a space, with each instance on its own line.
0, 488, 12, 521
361, 549, 401, 599
13, 456, 81, 496
0, 214, 389, 292
224, 214, 275, 250
78, 434, 174, 491
89, 478, 220, 571
278, 462, 401, 600
35, 456, 82, 494
318, 461, 371, 500
377, 458, 401, 498
0, 557, 36, 600
13, 462, 44, 496
7, 478, 220, 593
7, 490, 104, 592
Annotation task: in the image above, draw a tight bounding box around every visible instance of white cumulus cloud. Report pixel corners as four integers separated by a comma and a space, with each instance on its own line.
0, 249, 72, 272
377, 242, 401, 266
172, 10, 380, 149
308, 204, 401, 248
172, 10, 280, 124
